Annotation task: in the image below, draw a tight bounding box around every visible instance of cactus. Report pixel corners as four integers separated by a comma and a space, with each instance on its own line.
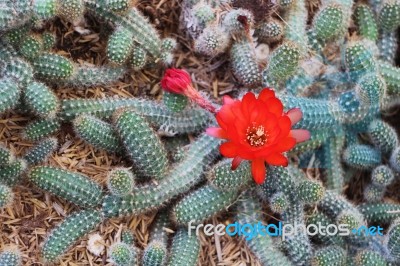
307, 213, 345, 246
97, 0, 130, 13
0, 159, 27, 186
297, 180, 325, 203
354, 4, 378, 41
269, 191, 289, 214
359, 202, 400, 224
263, 42, 301, 86
22, 118, 60, 141
19, 35, 43, 60
143, 241, 167, 266
371, 165, 394, 187
24, 137, 58, 165
33, 0, 57, 20
0, 145, 14, 166
113, 108, 169, 179
311, 246, 346, 266
167, 228, 200, 266
107, 168, 135, 196
163, 92, 188, 113
42, 32, 56, 50
28, 166, 104, 208
390, 146, 400, 172
355, 250, 388, 266
0, 0, 31, 32
290, 130, 332, 154
42, 209, 102, 263
207, 159, 251, 191
191, 2, 215, 26
378, 32, 398, 63
336, 210, 368, 247
60, 98, 212, 134
345, 42, 376, 82
367, 120, 398, 154
284, 0, 308, 52
33, 53, 74, 81
121, 229, 134, 245
109, 242, 137, 266
0, 184, 13, 208
230, 39, 262, 87
0, 79, 20, 114
24, 81, 59, 118
312, 4, 345, 42
222, 8, 254, 35
101, 134, 220, 218
62, 65, 126, 87
385, 219, 400, 261
107, 26, 134, 65
129, 47, 147, 70
378, 60, 400, 95
195, 26, 230, 56
320, 134, 345, 191
172, 184, 238, 225
379, 0, 400, 32
256, 19, 283, 43
343, 144, 381, 170
364, 184, 385, 202
73, 115, 121, 153
149, 211, 170, 244
0, 248, 21, 266
2, 59, 34, 87
318, 190, 360, 219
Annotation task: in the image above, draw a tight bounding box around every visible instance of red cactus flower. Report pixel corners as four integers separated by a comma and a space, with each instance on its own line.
206, 88, 310, 184
161, 68, 216, 113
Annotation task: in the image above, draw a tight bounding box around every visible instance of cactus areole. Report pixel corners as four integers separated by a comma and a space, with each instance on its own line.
206, 88, 310, 184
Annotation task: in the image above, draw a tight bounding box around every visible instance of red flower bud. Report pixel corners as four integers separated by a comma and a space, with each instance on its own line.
161, 68, 192, 94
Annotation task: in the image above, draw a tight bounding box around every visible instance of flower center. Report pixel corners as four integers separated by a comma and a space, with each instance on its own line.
246, 124, 268, 147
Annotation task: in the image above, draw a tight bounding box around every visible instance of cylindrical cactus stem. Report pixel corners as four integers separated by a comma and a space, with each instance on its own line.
109, 242, 137, 266
297, 180, 325, 204
318, 190, 360, 219
261, 166, 297, 197
207, 159, 251, 191
101, 134, 221, 218
345, 42, 376, 82
235, 193, 293, 265
364, 184, 385, 202
311, 246, 346, 266
256, 18, 283, 43
343, 144, 382, 170
385, 218, 400, 261
222, 8, 254, 35
148, 210, 170, 244
390, 146, 400, 172
163, 92, 188, 113
0, 78, 20, 114
24, 137, 58, 165
128, 46, 147, 70
42, 32, 56, 51
311, 4, 345, 43
0, 159, 27, 186
262, 42, 301, 86
0, 0, 31, 32
22, 118, 61, 141
24, 81, 59, 118
307, 213, 345, 247
0, 144, 14, 166
367, 120, 398, 154
371, 165, 395, 187
113, 108, 169, 180
107, 26, 134, 65
167, 227, 200, 266
73, 115, 121, 153
321, 134, 345, 191
378, 60, 400, 95
230, 39, 262, 88
28, 166, 104, 208
2, 26, 29, 47
142, 241, 167, 266
354, 250, 389, 266
284, 0, 308, 53
379, 0, 400, 32
0, 184, 13, 208
290, 130, 332, 154
195, 26, 230, 56
42, 209, 102, 263
359, 202, 400, 224
336, 210, 368, 247
0, 248, 22, 266
19, 35, 44, 60
378, 32, 398, 64
121, 229, 134, 245
33, 53, 74, 81
96, 0, 130, 13
106, 168, 135, 196
354, 4, 378, 41
60, 98, 212, 134
61, 65, 126, 87
57, 0, 85, 22
269, 191, 289, 214
33, 0, 57, 20
172, 184, 238, 225
191, 2, 215, 26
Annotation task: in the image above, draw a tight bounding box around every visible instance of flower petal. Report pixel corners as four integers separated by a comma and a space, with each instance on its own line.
220, 142, 238, 157
265, 98, 284, 116
251, 159, 266, 184
231, 156, 243, 170
258, 88, 275, 102
223, 95, 235, 105
291, 129, 311, 143
287, 108, 303, 126
265, 153, 288, 166
206, 127, 228, 139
